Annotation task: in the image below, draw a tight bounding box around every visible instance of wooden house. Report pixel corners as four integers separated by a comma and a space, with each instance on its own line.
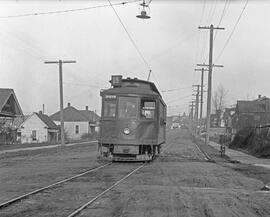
18, 112, 58, 144
0, 89, 23, 144
234, 95, 270, 131
50, 103, 100, 140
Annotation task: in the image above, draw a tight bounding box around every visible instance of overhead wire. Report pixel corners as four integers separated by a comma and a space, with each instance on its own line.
162, 86, 191, 93
107, 0, 151, 72
192, 0, 208, 116
0, 0, 140, 19
207, 0, 218, 25
166, 94, 192, 104
215, 0, 249, 62
213, 0, 230, 42
195, 0, 206, 65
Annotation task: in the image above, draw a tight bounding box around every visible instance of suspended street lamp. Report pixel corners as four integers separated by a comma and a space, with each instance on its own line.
136, 0, 151, 19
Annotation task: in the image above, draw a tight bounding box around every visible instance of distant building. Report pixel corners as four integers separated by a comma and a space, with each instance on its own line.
18, 112, 58, 144
50, 103, 100, 140
234, 95, 270, 131
210, 114, 219, 128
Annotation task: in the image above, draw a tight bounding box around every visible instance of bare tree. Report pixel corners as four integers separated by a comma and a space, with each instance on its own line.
212, 84, 228, 125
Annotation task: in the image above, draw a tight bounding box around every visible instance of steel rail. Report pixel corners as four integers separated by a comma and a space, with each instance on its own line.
0, 163, 111, 209
194, 142, 212, 161
67, 163, 145, 217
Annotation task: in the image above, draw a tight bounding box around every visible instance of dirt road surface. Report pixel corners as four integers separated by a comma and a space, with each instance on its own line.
0, 129, 270, 217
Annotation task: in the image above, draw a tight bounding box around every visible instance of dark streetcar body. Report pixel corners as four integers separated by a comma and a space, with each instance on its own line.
98, 76, 166, 161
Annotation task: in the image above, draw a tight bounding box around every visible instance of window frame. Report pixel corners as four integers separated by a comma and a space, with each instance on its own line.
75, 125, 79, 134
118, 96, 139, 119
140, 98, 157, 120
102, 97, 117, 118
31, 130, 37, 141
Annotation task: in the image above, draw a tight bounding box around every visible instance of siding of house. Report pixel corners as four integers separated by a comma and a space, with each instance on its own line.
54, 121, 89, 140
20, 114, 48, 143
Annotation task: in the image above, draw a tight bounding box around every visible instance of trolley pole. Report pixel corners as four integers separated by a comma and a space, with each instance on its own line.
44, 60, 76, 146
198, 24, 224, 145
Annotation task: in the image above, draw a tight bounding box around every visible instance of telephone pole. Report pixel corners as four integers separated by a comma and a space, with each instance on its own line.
198, 24, 224, 145
192, 85, 200, 135
189, 101, 195, 136
44, 60, 76, 146
195, 67, 209, 133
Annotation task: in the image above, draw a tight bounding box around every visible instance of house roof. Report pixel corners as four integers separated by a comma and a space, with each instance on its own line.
35, 112, 58, 129
79, 110, 100, 122
50, 106, 90, 122
237, 100, 270, 113
0, 89, 23, 117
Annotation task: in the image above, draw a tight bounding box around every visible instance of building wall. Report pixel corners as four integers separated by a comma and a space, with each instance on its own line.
20, 114, 48, 143
54, 121, 89, 140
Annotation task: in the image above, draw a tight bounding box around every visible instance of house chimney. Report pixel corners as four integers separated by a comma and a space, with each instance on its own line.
39, 110, 43, 114
68, 102, 71, 107
258, 94, 261, 99
86, 106, 88, 110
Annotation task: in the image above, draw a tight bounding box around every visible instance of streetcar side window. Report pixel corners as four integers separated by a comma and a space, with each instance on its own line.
118, 97, 138, 119
141, 99, 156, 119
103, 100, 116, 117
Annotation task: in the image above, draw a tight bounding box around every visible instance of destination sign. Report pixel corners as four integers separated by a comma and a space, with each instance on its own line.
104, 95, 116, 99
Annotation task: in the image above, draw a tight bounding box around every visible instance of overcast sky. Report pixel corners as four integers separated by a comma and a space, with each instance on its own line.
0, 0, 269, 116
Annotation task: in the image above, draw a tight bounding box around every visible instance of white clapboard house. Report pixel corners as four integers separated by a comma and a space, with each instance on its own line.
18, 112, 58, 143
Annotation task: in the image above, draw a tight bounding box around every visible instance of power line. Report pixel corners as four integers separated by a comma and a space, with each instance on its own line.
107, 0, 151, 73
63, 82, 103, 88
166, 94, 191, 104
162, 86, 191, 93
215, 0, 249, 62
0, 0, 140, 19
207, 0, 218, 25
214, 0, 230, 41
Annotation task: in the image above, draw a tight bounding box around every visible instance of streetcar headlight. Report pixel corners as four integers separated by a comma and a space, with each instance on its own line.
123, 128, 131, 135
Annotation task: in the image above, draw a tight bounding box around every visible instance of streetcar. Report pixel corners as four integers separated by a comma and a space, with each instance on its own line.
98, 75, 166, 161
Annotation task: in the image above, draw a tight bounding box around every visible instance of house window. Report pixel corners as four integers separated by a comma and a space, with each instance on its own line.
32, 130, 37, 141
75, 125, 79, 134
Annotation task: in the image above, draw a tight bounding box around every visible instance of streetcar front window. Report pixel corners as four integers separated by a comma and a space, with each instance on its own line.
103, 100, 116, 117
118, 97, 138, 118
141, 99, 156, 119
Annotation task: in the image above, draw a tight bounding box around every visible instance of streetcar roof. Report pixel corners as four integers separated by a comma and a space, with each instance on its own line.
101, 87, 160, 97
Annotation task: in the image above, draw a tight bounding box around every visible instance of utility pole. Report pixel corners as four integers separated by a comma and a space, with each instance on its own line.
192, 85, 200, 135
189, 101, 195, 136
198, 24, 224, 145
195, 67, 209, 133
44, 60, 76, 146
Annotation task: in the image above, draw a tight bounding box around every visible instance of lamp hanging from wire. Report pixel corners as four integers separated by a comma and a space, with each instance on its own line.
136, 0, 151, 19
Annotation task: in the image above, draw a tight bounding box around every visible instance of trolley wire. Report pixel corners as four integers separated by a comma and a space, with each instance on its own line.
166, 94, 191, 104
215, 0, 249, 62
0, 0, 140, 19
107, 0, 151, 73
162, 86, 191, 93
214, 0, 230, 41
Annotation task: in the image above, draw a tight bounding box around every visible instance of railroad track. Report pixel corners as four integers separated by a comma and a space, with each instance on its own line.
66, 163, 145, 217
0, 163, 111, 209
0, 162, 145, 217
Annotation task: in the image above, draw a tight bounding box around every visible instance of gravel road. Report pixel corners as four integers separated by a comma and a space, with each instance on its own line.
0, 129, 270, 217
